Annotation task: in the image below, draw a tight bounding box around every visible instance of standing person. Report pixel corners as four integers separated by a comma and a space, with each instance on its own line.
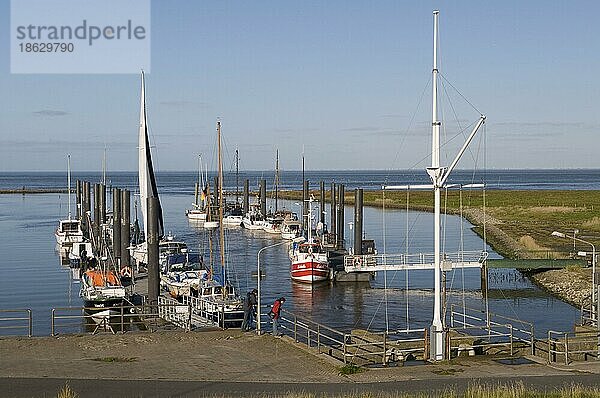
270, 297, 285, 337
241, 288, 258, 332
248, 288, 258, 329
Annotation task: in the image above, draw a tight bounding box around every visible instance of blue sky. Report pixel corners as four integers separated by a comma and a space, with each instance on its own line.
1, 1, 599, 172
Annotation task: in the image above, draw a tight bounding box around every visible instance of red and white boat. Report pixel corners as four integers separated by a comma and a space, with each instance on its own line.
290, 241, 329, 282
290, 196, 329, 283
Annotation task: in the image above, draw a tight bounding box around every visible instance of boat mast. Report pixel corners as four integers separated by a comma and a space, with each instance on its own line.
67, 154, 72, 220
275, 149, 280, 213
217, 120, 226, 290
235, 149, 239, 205
102, 147, 106, 186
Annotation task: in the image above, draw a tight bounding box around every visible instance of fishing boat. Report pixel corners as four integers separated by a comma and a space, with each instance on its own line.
55, 155, 85, 248
290, 196, 329, 283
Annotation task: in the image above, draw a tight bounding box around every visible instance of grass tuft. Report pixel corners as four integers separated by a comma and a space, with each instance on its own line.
57, 382, 78, 398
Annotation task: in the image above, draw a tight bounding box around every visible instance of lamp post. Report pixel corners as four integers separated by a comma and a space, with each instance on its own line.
551, 231, 596, 320
256, 240, 294, 334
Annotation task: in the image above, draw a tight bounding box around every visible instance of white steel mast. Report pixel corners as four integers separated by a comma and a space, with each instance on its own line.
427, 10, 486, 361
427, 9, 445, 362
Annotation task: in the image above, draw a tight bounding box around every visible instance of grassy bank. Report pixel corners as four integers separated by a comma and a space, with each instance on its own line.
278, 189, 600, 260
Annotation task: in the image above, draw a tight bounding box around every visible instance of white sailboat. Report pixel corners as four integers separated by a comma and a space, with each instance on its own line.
55, 154, 84, 249
186, 154, 208, 221
195, 120, 244, 326
130, 71, 187, 265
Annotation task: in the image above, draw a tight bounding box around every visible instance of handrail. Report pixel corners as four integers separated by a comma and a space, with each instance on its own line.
0, 309, 32, 337
547, 329, 600, 364
277, 309, 426, 366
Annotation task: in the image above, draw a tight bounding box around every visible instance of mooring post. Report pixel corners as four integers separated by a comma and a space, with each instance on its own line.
112, 188, 121, 265
260, 179, 267, 216
84, 181, 91, 236
320, 181, 326, 228
93, 183, 100, 243
330, 183, 336, 245
243, 179, 249, 214
121, 189, 130, 268
354, 188, 363, 256
337, 184, 345, 250
75, 180, 81, 219
147, 197, 160, 308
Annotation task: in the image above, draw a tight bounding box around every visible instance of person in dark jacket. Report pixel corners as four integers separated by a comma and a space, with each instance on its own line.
241, 288, 258, 332
270, 297, 285, 336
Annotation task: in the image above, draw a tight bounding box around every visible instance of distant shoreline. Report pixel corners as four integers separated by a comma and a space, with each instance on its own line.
0, 188, 69, 194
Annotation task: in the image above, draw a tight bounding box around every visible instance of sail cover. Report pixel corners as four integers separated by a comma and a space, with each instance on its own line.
138, 71, 164, 239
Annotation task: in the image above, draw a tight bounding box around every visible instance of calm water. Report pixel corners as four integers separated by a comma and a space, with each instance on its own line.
0, 170, 585, 336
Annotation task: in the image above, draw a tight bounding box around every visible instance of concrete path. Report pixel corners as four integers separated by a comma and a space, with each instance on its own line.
1, 330, 600, 397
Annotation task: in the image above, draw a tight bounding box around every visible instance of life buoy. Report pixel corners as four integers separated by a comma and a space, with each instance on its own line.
120, 266, 132, 278
354, 257, 362, 267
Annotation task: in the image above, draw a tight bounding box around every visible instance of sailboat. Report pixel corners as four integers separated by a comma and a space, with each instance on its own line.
130, 71, 188, 266
194, 120, 244, 326
55, 154, 84, 249
290, 196, 329, 283
222, 149, 244, 227
263, 149, 286, 234
186, 154, 208, 221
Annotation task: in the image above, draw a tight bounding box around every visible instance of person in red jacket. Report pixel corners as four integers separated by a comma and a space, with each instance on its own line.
270, 297, 285, 336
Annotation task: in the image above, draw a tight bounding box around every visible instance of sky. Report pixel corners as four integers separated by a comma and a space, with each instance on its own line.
1, 1, 599, 172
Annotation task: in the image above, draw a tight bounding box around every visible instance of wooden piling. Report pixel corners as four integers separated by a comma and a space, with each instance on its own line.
113, 188, 121, 265
147, 197, 160, 306
121, 189, 130, 268
354, 188, 363, 255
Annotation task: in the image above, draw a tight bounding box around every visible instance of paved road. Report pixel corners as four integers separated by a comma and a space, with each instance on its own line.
4, 374, 600, 398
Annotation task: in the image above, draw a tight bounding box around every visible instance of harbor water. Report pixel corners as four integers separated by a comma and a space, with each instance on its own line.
0, 170, 589, 336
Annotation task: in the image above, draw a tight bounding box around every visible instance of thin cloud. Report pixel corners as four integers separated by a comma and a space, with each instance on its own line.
32, 110, 69, 117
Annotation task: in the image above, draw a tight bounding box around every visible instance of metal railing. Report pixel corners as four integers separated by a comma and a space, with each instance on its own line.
449, 304, 535, 355
447, 323, 515, 358
51, 302, 189, 336
182, 295, 244, 329
276, 309, 426, 366
0, 309, 32, 337
344, 251, 487, 272
547, 329, 600, 364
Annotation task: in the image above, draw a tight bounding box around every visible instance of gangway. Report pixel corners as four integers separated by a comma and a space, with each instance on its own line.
344, 251, 488, 273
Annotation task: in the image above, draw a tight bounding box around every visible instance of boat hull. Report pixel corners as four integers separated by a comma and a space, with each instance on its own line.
290, 260, 329, 283
186, 210, 207, 221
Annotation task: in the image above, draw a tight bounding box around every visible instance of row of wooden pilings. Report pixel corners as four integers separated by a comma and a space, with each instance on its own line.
73, 180, 162, 306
